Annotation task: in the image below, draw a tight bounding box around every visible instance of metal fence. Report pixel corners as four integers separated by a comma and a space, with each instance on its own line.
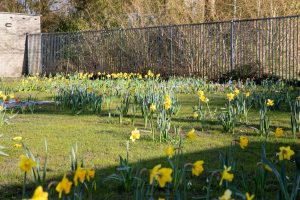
27, 15, 300, 80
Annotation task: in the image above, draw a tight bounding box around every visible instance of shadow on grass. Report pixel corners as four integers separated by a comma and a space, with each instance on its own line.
1, 140, 299, 199
13, 104, 146, 118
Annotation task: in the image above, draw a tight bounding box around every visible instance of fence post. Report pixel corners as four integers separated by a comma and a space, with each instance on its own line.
230, 20, 235, 72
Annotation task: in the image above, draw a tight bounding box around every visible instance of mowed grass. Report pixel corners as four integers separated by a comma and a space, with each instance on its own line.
0, 91, 299, 199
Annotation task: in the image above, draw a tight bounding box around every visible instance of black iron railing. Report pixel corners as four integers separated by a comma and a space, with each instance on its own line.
27, 15, 300, 80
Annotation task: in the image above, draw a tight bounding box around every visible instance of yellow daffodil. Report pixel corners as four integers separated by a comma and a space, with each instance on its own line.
19, 155, 36, 172
219, 189, 233, 200
74, 166, 86, 186
245, 91, 250, 97
13, 136, 22, 141
186, 129, 197, 140
197, 90, 209, 103
199, 95, 208, 103
219, 165, 234, 186
192, 160, 204, 176
0, 105, 3, 111
239, 136, 249, 149
149, 165, 172, 186
86, 168, 95, 181
31, 186, 48, 200
192, 111, 199, 119
149, 164, 173, 187
14, 144, 22, 148
56, 174, 72, 199
150, 103, 156, 112
226, 93, 235, 101
130, 128, 140, 142
147, 70, 154, 77
164, 146, 175, 158
245, 192, 255, 200
266, 99, 274, 106
278, 146, 294, 161
275, 127, 283, 138
150, 164, 161, 185
156, 168, 172, 188
164, 95, 172, 110
234, 88, 240, 95
197, 90, 204, 97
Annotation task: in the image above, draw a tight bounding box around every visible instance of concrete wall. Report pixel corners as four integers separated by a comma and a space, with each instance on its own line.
0, 12, 41, 77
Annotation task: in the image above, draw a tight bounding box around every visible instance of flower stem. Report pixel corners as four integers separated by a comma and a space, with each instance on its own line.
22, 172, 27, 198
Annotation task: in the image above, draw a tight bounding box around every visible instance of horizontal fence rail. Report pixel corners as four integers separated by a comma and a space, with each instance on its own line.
27, 15, 300, 80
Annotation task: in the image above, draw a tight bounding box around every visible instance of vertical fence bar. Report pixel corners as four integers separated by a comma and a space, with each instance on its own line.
297, 17, 299, 81
230, 20, 235, 72
286, 18, 289, 80
267, 19, 270, 76
271, 18, 274, 76
261, 19, 265, 77
201, 24, 204, 78
170, 27, 173, 75
290, 17, 292, 80
210, 25, 213, 79
238, 21, 242, 75
218, 24, 221, 78
281, 18, 284, 79
204, 25, 207, 77
257, 20, 261, 79
292, 18, 294, 81
277, 18, 280, 78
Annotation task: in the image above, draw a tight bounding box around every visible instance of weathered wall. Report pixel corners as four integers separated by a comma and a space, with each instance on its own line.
0, 13, 41, 77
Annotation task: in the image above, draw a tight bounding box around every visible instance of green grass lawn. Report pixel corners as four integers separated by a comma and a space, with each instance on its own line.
0, 92, 299, 199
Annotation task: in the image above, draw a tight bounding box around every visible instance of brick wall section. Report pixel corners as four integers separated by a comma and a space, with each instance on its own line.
0, 13, 41, 77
